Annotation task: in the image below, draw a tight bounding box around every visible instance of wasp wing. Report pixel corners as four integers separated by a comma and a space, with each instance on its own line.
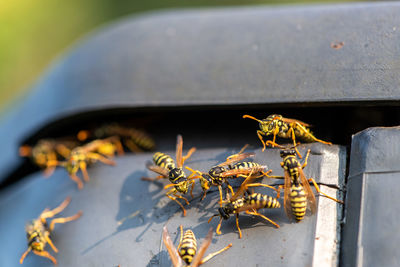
299, 168, 317, 214
219, 165, 265, 178
281, 117, 311, 127
146, 163, 169, 177
217, 152, 255, 167
229, 168, 258, 202
176, 135, 183, 168
162, 226, 184, 267
190, 227, 213, 267
283, 170, 294, 221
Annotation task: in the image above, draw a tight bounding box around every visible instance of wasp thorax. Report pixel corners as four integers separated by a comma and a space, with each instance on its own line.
169, 168, 184, 180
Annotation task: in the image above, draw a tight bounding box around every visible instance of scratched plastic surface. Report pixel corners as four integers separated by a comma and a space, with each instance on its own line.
341, 127, 400, 267
0, 144, 344, 267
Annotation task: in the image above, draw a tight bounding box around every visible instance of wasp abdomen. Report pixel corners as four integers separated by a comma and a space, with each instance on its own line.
293, 125, 315, 142
153, 152, 175, 170
179, 230, 197, 265
245, 193, 281, 209
290, 185, 307, 221
130, 129, 156, 150
232, 162, 261, 170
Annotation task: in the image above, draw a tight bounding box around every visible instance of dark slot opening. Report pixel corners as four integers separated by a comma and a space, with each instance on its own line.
1, 102, 399, 190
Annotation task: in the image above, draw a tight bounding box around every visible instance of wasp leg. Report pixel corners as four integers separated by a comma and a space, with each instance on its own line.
86, 152, 116, 166
124, 139, 144, 153
295, 122, 332, 145
40, 197, 71, 219
45, 235, 59, 253
113, 137, 125, 156
200, 243, 233, 265
289, 127, 302, 158
236, 214, 242, 239
245, 210, 280, 228
69, 173, 84, 190
215, 217, 224, 235
274, 185, 285, 199
256, 130, 267, 152
177, 225, 184, 250
32, 250, 57, 265
244, 183, 280, 194
79, 162, 90, 182
226, 183, 234, 197
308, 178, 344, 204
271, 127, 281, 148
301, 149, 311, 169
43, 160, 60, 177
218, 185, 224, 206
49, 211, 83, 231
201, 190, 208, 201
264, 140, 287, 149
19, 247, 32, 264
55, 144, 72, 159
43, 167, 56, 177
182, 147, 196, 164
189, 180, 196, 199
166, 188, 189, 216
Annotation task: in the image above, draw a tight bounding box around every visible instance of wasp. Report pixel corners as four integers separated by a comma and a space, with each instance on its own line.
185, 144, 261, 205
77, 123, 155, 152
208, 169, 281, 239
56, 136, 123, 189
270, 149, 343, 222
142, 135, 196, 216
163, 225, 232, 267
19, 139, 77, 176
20, 197, 82, 265
243, 114, 331, 157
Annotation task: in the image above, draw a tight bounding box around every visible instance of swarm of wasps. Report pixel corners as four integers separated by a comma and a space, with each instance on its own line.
138, 114, 343, 267
20, 124, 155, 190
141, 114, 344, 266
18, 124, 155, 264
18, 115, 344, 265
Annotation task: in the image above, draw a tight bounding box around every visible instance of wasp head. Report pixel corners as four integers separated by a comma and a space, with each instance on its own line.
175, 180, 189, 194
30, 237, 45, 251
259, 114, 282, 135
280, 149, 296, 158
218, 207, 231, 220
65, 150, 86, 174
199, 174, 212, 192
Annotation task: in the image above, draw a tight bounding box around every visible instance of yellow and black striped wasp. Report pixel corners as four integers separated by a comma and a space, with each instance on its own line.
208, 168, 281, 239
20, 197, 82, 265
19, 139, 77, 176
270, 149, 343, 222
77, 123, 155, 152
142, 135, 196, 216
162, 225, 232, 267
55, 136, 123, 189
185, 145, 259, 205
243, 114, 331, 157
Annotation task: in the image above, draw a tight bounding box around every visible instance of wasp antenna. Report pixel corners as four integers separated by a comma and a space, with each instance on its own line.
242, 114, 264, 123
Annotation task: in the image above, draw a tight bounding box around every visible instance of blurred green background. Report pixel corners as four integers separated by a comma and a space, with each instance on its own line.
0, 0, 358, 115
